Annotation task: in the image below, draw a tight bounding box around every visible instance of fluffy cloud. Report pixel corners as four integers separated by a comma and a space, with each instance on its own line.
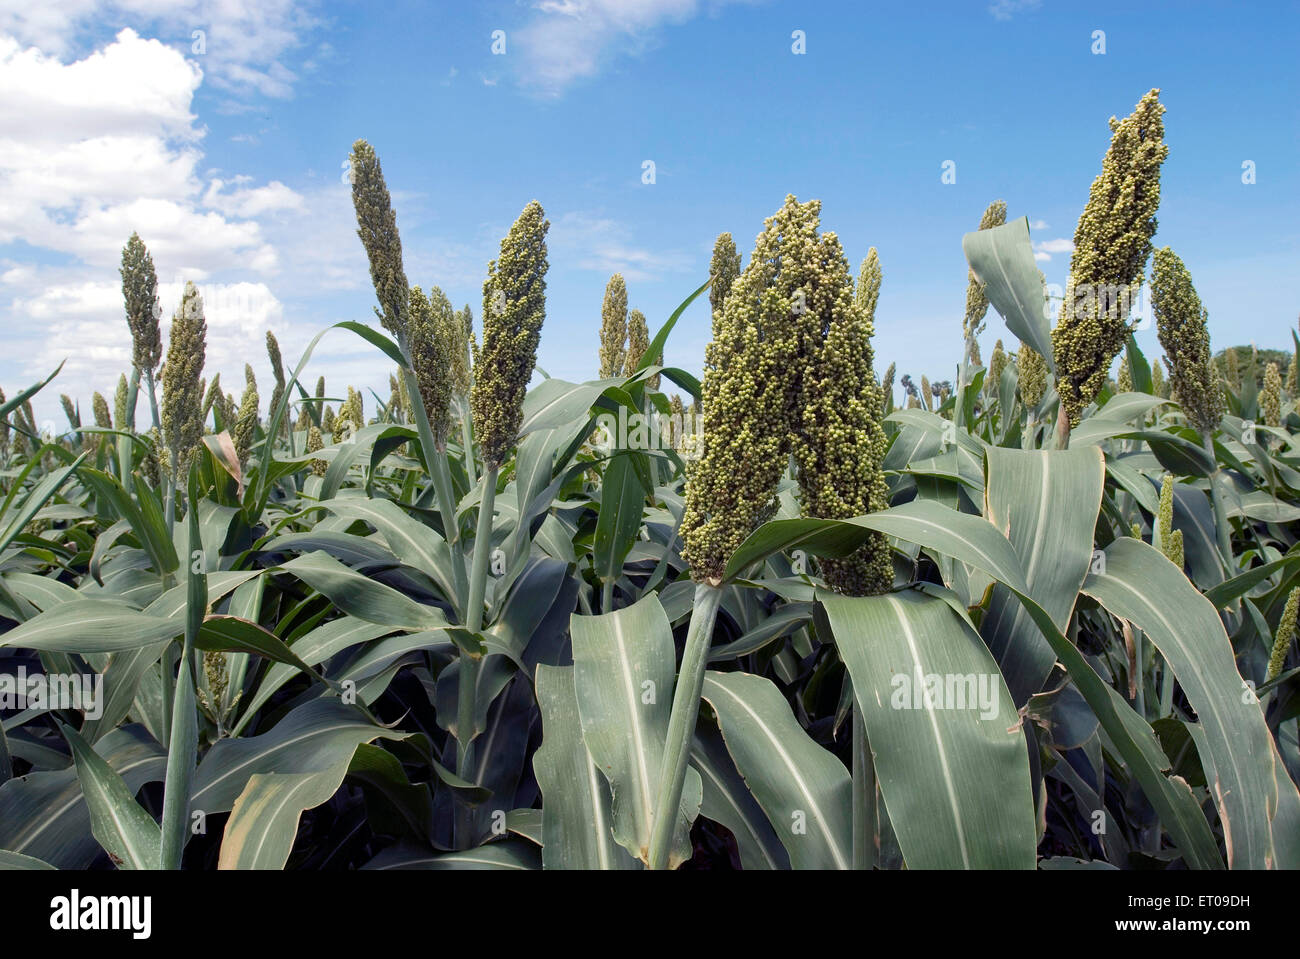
0, 0, 318, 100
1033, 237, 1075, 262
0, 25, 306, 418
515, 0, 752, 95
549, 211, 692, 281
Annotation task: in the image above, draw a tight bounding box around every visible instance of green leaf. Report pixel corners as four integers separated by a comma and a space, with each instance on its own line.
569, 594, 702, 867
849, 499, 1223, 868
701, 670, 852, 870
533, 665, 639, 869
961, 217, 1054, 372
1083, 537, 1300, 869
820, 590, 1036, 869
592, 452, 648, 586
363, 840, 541, 870
60, 722, 161, 870
690, 718, 790, 870
0, 600, 181, 652
0, 725, 166, 867
197, 615, 320, 676
981, 447, 1105, 703
279, 551, 448, 630
319, 497, 458, 602
218, 767, 350, 870
0, 850, 56, 870
191, 699, 407, 814
80, 468, 179, 575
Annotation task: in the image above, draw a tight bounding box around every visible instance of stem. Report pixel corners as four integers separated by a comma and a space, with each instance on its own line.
1055, 401, 1071, 450
144, 367, 161, 433
400, 365, 469, 614
851, 704, 876, 870
1201, 431, 1235, 572
456, 462, 497, 835
647, 581, 723, 870
601, 578, 614, 614
460, 398, 477, 487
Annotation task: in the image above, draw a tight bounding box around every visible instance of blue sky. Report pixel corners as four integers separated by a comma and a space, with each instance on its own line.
1, 0, 1297, 428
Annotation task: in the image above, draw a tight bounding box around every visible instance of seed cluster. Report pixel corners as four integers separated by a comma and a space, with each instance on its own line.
598, 274, 628, 378
472, 200, 549, 470
161, 282, 207, 477
1052, 89, 1167, 426
1017, 343, 1048, 408
1152, 247, 1224, 436
682, 195, 891, 594
408, 285, 458, 447
120, 233, 161, 375
350, 140, 410, 340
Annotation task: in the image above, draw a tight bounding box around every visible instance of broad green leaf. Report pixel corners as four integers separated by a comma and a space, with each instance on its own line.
191, 699, 406, 814
691, 719, 790, 870
592, 452, 647, 586
60, 722, 161, 870
0, 850, 55, 870
701, 670, 852, 870
850, 500, 1224, 868
218, 768, 349, 870
569, 595, 702, 867
533, 665, 639, 869
318, 498, 458, 602
820, 590, 1036, 869
0, 725, 165, 868
961, 217, 1054, 371
279, 551, 448, 630
362, 840, 541, 870
1083, 537, 1300, 869
0, 600, 180, 652
80, 468, 178, 575
982, 447, 1105, 703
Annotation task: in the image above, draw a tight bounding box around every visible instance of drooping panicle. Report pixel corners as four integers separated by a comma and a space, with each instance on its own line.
232, 364, 259, 465
161, 281, 207, 476
680, 196, 814, 584
121, 233, 162, 375
472, 200, 549, 471
1017, 343, 1048, 407
598, 274, 628, 378
1152, 247, 1224, 436
407, 285, 457, 447
708, 232, 742, 329
1051, 90, 1168, 425
790, 225, 892, 596
350, 140, 410, 341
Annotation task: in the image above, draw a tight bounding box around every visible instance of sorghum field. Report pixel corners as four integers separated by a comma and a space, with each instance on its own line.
2, 84, 1298, 881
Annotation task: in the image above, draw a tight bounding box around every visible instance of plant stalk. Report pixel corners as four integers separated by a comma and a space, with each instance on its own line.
647, 581, 723, 870
1200, 430, 1235, 572
456, 463, 497, 814
851, 704, 876, 870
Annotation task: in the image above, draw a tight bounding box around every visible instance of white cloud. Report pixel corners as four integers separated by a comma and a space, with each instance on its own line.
1033, 237, 1074, 262
515, 0, 753, 95
549, 211, 692, 281
1028, 218, 1049, 230
0, 24, 317, 422
988, 0, 1042, 21
0, 0, 319, 100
